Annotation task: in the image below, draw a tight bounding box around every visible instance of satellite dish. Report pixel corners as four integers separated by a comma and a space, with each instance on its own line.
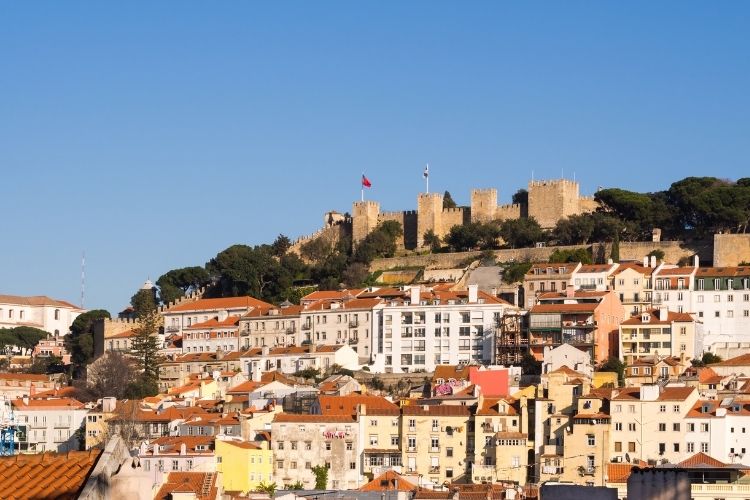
625, 453, 631, 463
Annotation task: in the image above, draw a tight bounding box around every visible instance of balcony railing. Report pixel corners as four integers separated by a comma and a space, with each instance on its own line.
301, 323, 311, 331
348, 338, 358, 345
349, 320, 359, 328
166, 326, 180, 333
429, 466, 440, 473
286, 327, 296, 334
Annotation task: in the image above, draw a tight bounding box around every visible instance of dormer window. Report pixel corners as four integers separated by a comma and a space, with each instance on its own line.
641, 313, 650, 322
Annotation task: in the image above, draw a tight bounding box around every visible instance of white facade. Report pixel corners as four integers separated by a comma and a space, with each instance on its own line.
0, 294, 83, 336
571, 263, 619, 292
370, 285, 513, 373
161, 296, 271, 337
240, 344, 360, 376
12, 397, 88, 453
685, 401, 750, 466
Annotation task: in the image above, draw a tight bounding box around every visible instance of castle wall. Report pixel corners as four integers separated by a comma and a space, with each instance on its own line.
417, 193, 444, 247
470, 189, 497, 223
713, 234, 750, 267
528, 179, 581, 229
441, 207, 469, 235
378, 211, 407, 248
289, 224, 350, 260
352, 201, 380, 245
495, 204, 522, 221
578, 195, 599, 214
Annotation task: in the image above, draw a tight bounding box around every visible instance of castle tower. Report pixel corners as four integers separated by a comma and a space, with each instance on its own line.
352, 200, 380, 245
417, 192, 444, 247
527, 179, 581, 229
470, 188, 498, 223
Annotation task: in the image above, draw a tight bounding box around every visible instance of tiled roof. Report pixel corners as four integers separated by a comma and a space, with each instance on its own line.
548, 365, 585, 377
0, 294, 81, 310
303, 297, 382, 312
165, 296, 272, 313
433, 364, 472, 382
607, 463, 645, 483
612, 386, 695, 402
184, 315, 241, 329
401, 404, 472, 417
143, 436, 215, 455
713, 353, 750, 367
318, 394, 398, 416
155, 472, 218, 500
612, 262, 654, 276
302, 289, 366, 301
678, 452, 729, 468
476, 398, 518, 416
274, 414, 356, 423
621, 309, 694, 325
12, 397, 84, 410
242, 305, 303, 318
219, 440, 262, 450
0, 449, 101, 499
0, 373, 50, 382
695, 267, 750, 277
530, 303, 599, 313
537, 290, 609, 300
525, 263, 579, 275
577, 264, 616, 273
107, 329, 136, 339
698, 367, 723, 384
360, 470, 417, 492
655, 266, 695, 276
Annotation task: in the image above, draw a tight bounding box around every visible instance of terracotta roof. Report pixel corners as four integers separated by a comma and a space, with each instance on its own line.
0, 294, 82, 310
537, 290, 609, 300
530, 303, 599, 313
577, 264, 616, 273
144, 436, 215, 455
433, 364, 472, 382
401, 404, 472, 417
302, 289, 366, 301
184, 315, 241, 329
621, 309, 694, 325
12, 397, 84, 410
655, 266, 695, 276
525, 263, 579, 275
155, 472, 218, 500
219, 440, 262, 450
303, 297, 382, 312
695, 267, 750, 277
318, 394, 398, 416
612, 262, 654, 276
476, 398, 518, 416
698, 367, 723, 384
242, 305, 303, 318
274, 414, 356, 423
165, 296, 272, 313
0, 449, 101, 499
32, 386, 79, 398
548, 365, 585, 377
713, 353, 750, 367
360, 470, 417, 492
607, 463, 645, 483
612, 386, 695, 402
0, 373, 50, 382
678, 452, 730, 468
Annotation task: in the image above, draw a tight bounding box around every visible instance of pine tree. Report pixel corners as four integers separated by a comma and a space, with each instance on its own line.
610, 233, 621, 263
130, 310, 162, 382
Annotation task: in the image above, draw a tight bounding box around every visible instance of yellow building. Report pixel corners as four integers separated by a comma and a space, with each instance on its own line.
216, 439, 273, 493
560, 394, 610, 486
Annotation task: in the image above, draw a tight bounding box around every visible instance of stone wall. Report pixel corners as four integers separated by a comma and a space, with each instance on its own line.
351, 200, 380, 245
417, 193, 444, 246
441, 207, 469, 235
527, 179, 582, 229
470, 188, 497, 223
713, 233, 750, 267
289, 223, 350, 259
495, 203, 522, 221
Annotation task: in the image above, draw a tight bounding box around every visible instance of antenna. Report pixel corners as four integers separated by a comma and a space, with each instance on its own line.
81, 251, 86, 309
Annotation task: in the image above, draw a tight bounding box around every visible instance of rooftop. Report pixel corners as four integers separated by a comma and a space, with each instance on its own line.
0, 449, 101, 499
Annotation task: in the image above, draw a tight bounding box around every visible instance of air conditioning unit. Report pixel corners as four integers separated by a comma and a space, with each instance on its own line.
612, 456, 622, 463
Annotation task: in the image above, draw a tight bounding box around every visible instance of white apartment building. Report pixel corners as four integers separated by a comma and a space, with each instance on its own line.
370, 284, 515, 373
0, 294, 84, 336
691, 267, 750, 349
570, 263, 619, 292
181, 314, 240, 353
239, 304, 303, 350
138, 436, 216, 488
162, 296, 272, 337
240, 344, 359, 376
652, 263, 698, 315
12, 397, 88, 453
609, 385, 699, 464
685, 398, 750, 466
619, 308, 700, 364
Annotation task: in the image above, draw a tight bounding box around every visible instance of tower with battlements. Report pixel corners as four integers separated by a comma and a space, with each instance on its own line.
352, 201, 380, 245
527, 179, 588, 229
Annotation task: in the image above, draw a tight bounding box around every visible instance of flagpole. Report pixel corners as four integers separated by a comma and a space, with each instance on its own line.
361, 172, 364, 201
425, 163, 429, 194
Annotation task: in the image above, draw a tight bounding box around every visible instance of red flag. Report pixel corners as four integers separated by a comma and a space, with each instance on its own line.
362, 175, 372, 188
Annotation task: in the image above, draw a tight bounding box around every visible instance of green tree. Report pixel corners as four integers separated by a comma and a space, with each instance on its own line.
28, 354, 65, 374
423, 230, 442, 253
156, 266, 211, 304
65, 309, 111, 377
272, 234, 293, 257
647, 249, 665, 262
300, 238, 333, 263
552, 214, 595, 245
702, 352, 722, 365
445, 223, 482, 252
0, 327, 48, 355
548, 248, 592, 264
520, 353, 541, 375
598, 357, 625, 386
256, 481, 278, 496
353, 221, 401, 264
512, 189, 528, 206
285, 481, 305, 490
501, 261, 532, 284
342, 262, 370, 287
443, 191, 457, 209
130, 289, 157, 318
130, 310, 162, 386
207, 244, 293, 302
499, 217, 544, 248
311, 465, 329, 490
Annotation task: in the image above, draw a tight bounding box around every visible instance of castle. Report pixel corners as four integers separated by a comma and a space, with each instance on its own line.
350, 178, 598, 250
287, 178, 598, 255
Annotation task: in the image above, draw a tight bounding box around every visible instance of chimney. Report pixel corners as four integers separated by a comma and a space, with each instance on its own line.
216, 348, 225, 360
694, 255, 700, 268
102, 396, 116, 413
252, 363, 262, 382
29, 384, 35, 397
607, 258, 613, 265
640, 384, 660, 402
650, 255, 656, 268
310, 342, 317, 353
468, 284, 479, 304
643, 256, 649, 268
180, 442, 187, 455
261, 346, 270, 356
659, 307, 669, 321
218, 310, 229, 322
22, 395, 29, 405
410, 286, 421, 305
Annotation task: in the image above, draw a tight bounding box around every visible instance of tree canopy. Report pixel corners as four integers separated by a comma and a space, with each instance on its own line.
65, 309, 111, 376
156, 266, 211, 304
499, 217, 543, 248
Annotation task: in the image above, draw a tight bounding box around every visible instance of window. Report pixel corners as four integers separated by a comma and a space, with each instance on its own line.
346, 442, 353, 450
326, 442, 331, 451
277, 442, 284, 450
658, 423, 666, 432
628, 442, 636, 452
291, 441, 297, 450
446, 447, 453, 457
391, 436, 399, 446
305, 441, 312, 450
369, 435, 378, 446
701, 423, 709, 432
407, 436, 416, 450
614, 442, 622, 452
701, 442, 709, 453
615, 423, 622, 431
687, 443, 694, 453
687, 423, 695, 432
587, 434, 595, 446
628, 423, 636, 432
290, 461, 297, 469
673, 405, 680, 413
172, 460, 179, 471
350, 462, 356, 470
659, 405, 666, 413
658, 443, 666, 455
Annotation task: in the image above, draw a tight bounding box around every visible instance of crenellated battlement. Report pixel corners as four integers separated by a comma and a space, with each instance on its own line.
442, 207, 466, 214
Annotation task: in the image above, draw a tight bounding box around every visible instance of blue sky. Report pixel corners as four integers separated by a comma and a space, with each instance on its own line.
1, 2, 748, 313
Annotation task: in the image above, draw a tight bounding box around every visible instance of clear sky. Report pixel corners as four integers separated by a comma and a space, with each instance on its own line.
1, 2, 748, 314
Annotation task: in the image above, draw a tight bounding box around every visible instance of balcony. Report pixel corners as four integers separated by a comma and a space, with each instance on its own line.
166, 325, 180, 333
285, 327, 296, 334
429, 466, 440, 473
301, 323, 311, 331
348, 338, 358, 345
430, 446, 440, 452
349, 320, 359, 328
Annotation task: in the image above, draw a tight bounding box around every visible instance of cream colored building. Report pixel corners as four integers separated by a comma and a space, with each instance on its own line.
610, 260, 659, 316
560, 394, 611, 486
361, 405, 403, 477
239, 305, 302, 350
0, 294, 84, 336
609, 385, 699, 464
619, 308, 699, 365
401, 404, 473, 486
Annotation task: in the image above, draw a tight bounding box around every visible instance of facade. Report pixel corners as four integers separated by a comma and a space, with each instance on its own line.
523, 263, 582, 308
619, 308, 699, 364
610, 260, 659, 316
651, 264, 697, 315
691, 266, 750, 348
570, 263, 619, 292
527, 290, 625, 363
271, 414, 363, 490
162, 296, 273, 337
0, 294, 83, 336
559, 394, 611, 486
138, 435, 216, 488
370, 285, 515, 373
685, 398, 750, 466
215, 439, 273, 492
240, 344, 359, 376
0, 373, 55, 399
240, 305, 302, 350
182, 315, 241, 354
12, 396, 88, 453
609, 385, 699, 464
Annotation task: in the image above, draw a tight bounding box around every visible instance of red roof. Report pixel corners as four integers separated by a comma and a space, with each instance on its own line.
166, 296, 272, 313
184, 315, 241, 330
155, 472, 217, 500
0, 449, 101, 499
0, 294, 81, 310
318, 394, 398, 416
360, 470, 417, 492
